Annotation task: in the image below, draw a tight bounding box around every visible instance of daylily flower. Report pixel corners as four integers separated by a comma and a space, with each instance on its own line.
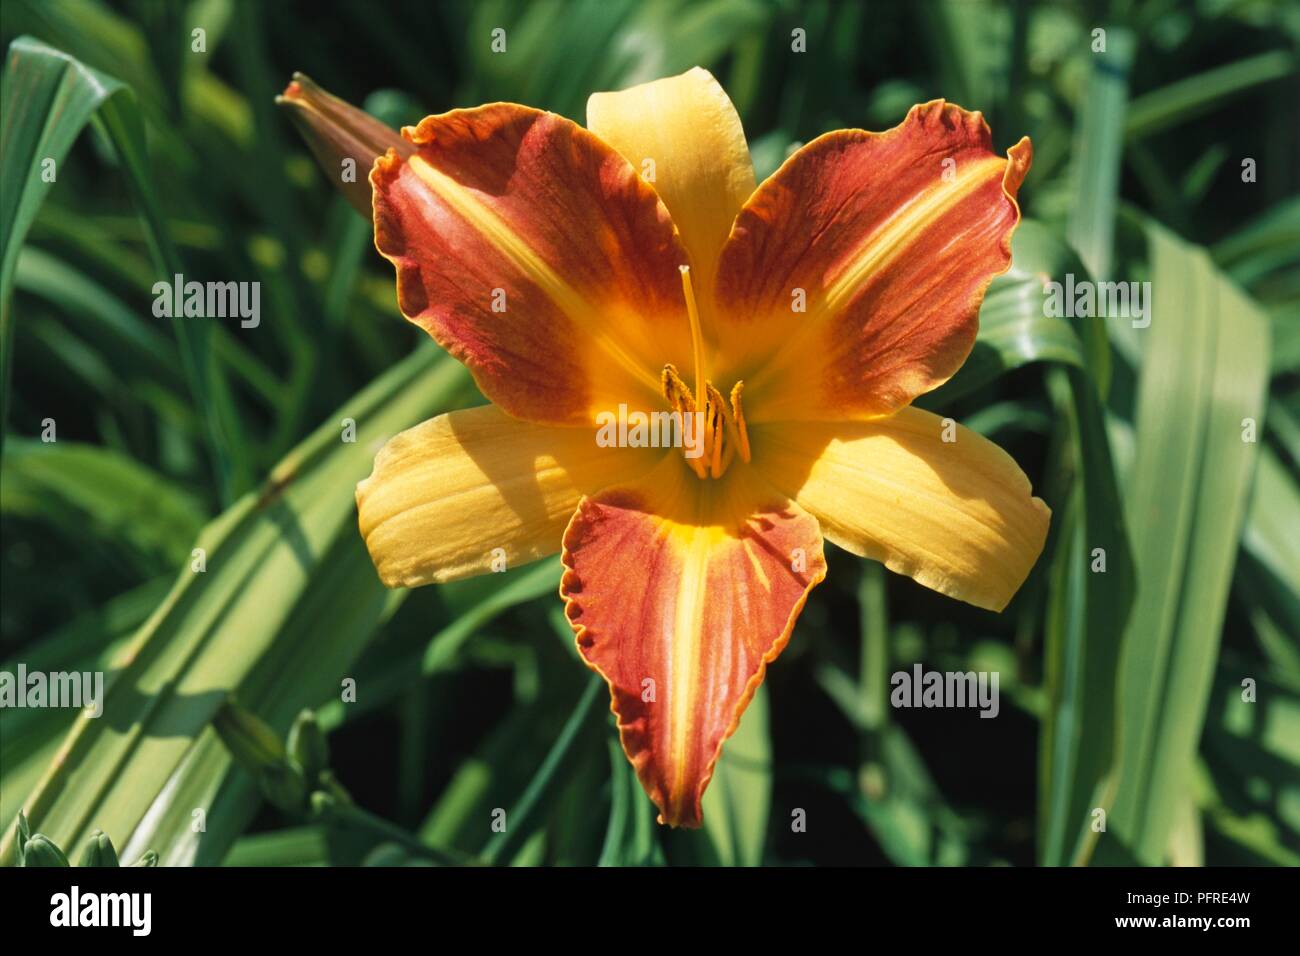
283, 68, 1049, 828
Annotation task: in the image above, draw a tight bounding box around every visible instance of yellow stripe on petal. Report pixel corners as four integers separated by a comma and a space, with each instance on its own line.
588, 68, 755, 299
750, 407, 1049, 612
822, 152, 1010, 316
561, 458, 825, 826
405, 154, 593, 322
372, 104, 694, 426
357, 405, 663, 587
715, 102, 1031, 422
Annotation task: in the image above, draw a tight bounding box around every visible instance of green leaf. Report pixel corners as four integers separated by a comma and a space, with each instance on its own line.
416, 704, 548, 852
1202, 655, 1300, 855
596, 738, 660, 866
1065, 26, 1135, 393
15, 245, 281, 412
1, 436, 206, 567
918, 220, 1088, 409
1038, 365, 1135, 866
480, 675, 605, 864
1243, 446, 1300, 585
0, 346, 472, 867
1096, 220, 1271, 865
816, 647, 972, 867
15, 247, 182, 391
0, 577, 170, 837
15, 811, 31, 865
222, 826, 331, 867
464, 0, 772, 119
1125, 50, 1296, 142
1, 38, 116, 449
915, 0, 1010, 113
315, 557, 561, 730
699, 684, 771, 867
0, 36, 243, 497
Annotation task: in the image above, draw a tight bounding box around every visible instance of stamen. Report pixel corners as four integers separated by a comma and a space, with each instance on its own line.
705, 383, 734, 479
729, 381, 751, 463
661, 370, 746, 480
661, 364, 695, 413
662, 364, 707, 480
678, 265, 706, 412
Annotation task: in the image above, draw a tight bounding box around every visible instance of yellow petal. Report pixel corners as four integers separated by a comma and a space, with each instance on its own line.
587, 67, 754, 295
357, 405, 663, 587
750, 407, 1050, 611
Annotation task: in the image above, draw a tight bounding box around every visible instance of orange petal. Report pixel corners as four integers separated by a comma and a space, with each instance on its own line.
357, 405, 664, 587
714, 101, 1031, 422
372, 104, 694, 426
750, 407, 1049, 612
560, 458, 826, 826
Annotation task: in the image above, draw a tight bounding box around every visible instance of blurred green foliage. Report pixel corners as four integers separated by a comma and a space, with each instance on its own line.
0, 0, 1296, 866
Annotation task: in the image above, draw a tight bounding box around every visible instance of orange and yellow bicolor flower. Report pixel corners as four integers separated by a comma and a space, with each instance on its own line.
284, 68, 1049, 828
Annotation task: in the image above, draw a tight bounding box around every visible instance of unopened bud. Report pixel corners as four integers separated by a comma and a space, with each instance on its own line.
260, 760, 308, 813
277, 72, 413, 219
317, 769, 354, 808
287, 709, 328, 782
22, 834, 69, 867
77, 829, 120, 867
309, 789, 339, 821
14, 810, 32, 865
213, 698, 285, 770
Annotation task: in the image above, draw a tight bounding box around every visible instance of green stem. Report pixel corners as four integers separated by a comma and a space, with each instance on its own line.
482, 676, 604, 864
331, 803, 478, 867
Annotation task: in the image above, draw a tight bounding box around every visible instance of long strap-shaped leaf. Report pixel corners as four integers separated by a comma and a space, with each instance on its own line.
0, 36, 242, 499
1065, 25, 1135, 397
1095, 219, 1272, 865
1037, 363, 1135, 866
0, 345, 471, 866
903, 218, 1139, 868
917, 219, 1090, 410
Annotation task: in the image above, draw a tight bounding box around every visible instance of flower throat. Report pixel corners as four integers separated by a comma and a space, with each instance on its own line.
663, 266, 750, 480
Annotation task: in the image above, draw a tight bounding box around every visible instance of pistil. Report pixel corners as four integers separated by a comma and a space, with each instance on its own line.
678, 265, 707, 413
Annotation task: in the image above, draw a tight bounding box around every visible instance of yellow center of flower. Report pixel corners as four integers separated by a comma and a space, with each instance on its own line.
664, 266, 751, 480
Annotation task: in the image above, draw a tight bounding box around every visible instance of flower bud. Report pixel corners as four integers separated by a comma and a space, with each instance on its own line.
213, 698, 286, 770
22, 834, 69, 867
287, 708, 328, 782
309, 788, 338, 821
14, 810, 32, 865
321, 769, 354, 803
129, 850, 159, 868
77, 829, 120, 867
277, 72, 413, 220
259, 761, 308, 813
